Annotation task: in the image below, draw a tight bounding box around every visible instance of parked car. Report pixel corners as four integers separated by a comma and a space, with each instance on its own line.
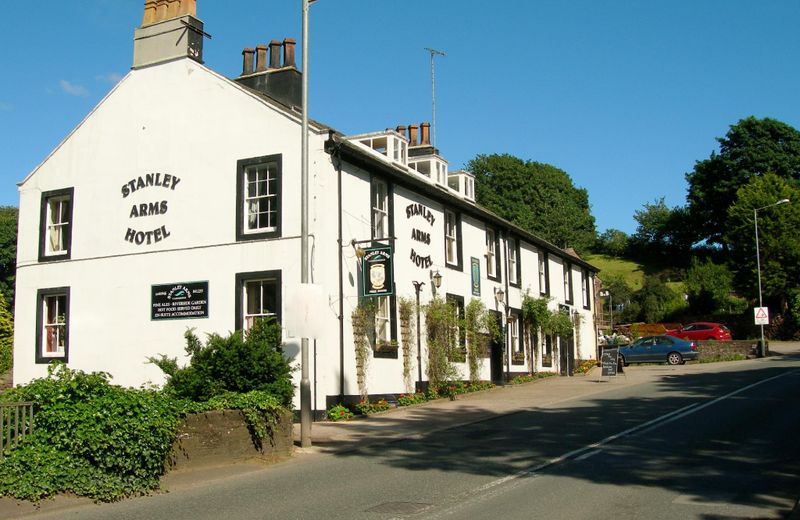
618, 335, 699, 366
667, 322, 732, 341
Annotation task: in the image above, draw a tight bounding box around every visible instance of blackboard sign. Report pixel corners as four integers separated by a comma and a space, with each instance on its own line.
601, 347, 619, 377
151, 281, 209, 320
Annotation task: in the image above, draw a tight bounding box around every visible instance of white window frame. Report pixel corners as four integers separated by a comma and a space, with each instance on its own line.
42, 294, 66, 357
538, 252, 548, 295
564, 263, 573, 303
46, 197, 70, 256
581, 270, 590, 308
445, 210, 458, 266
36, 287, 70, 363
486, 229, 497, 278
243, 278, 278, 331
39, 188, 74, 262
244, 162, 279, 234
511, 314, 521, 353
371, 178, 388, 240
375, 296, 390, 345
508, 238, 518, 285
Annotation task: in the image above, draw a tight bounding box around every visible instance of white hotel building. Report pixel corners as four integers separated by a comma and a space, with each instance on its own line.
13, 0, 600, 413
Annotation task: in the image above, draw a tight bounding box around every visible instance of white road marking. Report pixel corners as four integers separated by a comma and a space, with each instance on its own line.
427, 368, 799, 518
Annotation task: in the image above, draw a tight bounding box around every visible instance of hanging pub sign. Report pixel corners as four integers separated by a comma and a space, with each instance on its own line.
362, 245, 394, 297
151, 281, 209, 320
471, 257, 481, 296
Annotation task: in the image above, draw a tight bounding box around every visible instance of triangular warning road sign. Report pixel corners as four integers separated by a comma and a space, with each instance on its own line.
756, 308, 768, 319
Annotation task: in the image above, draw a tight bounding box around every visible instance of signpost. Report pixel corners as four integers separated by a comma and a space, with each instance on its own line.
754, 306, 769, 326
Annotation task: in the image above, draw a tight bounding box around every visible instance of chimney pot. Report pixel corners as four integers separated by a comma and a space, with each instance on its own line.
395, 125, 407, 137
283, 38, 296, 68
420, 122, 431, 145
255, 45, 268, 72
269, 40, 282, 69
242, 48, 255, 76
409, 124, 419, 146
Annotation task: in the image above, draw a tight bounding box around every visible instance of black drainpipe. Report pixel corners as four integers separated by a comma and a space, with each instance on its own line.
330, 137, 345, 402
504, 230, 511, 382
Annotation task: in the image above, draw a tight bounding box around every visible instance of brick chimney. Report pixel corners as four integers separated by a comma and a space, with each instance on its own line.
408, 124, 419, 146
234, 37, 302, 108
420, 122, 431, 146
134, 0, 204, 68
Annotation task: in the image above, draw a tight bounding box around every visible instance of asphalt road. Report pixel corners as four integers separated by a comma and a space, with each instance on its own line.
20, 353, 800, 520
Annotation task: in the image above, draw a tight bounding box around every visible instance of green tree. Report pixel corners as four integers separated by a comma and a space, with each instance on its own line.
635, 275, 684, 323
467, 154, 596, 252
631, 199, 695, 260
725, 173, 800, 307
595, 228, 630, 257
0, 291, 12, 374
0, 206, 18, 310
684, 258, 734, 315
687, 117, 800, 246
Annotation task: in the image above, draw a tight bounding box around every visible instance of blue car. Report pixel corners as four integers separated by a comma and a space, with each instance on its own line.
618, 335, 699, 366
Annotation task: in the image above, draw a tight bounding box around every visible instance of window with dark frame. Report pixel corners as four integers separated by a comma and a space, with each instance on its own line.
39, 188, 74, 262
235, 270, 281, 332
36, 287, 70, 363
236, 154, 281, 241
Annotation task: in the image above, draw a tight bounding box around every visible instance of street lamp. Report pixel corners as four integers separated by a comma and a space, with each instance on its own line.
412, 281, 425, 389
494, 287, 508, 383
754, 198, 790, 357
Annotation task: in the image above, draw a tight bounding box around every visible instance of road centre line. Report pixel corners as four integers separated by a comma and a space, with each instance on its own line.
428, 369, 799, 518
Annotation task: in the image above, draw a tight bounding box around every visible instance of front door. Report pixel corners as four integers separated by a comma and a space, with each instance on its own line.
489, 311, 504, 384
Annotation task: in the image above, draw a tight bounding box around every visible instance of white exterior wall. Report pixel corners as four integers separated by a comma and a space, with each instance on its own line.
13, 56, 599, 412
13, 60, 334, 409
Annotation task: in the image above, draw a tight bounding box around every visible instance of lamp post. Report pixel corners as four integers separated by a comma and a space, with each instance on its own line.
412, 281, 425, 390
495, 287, 508, 383
754, 198, 790, 357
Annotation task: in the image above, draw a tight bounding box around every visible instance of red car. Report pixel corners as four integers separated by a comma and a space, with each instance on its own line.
667, 322, 732, 341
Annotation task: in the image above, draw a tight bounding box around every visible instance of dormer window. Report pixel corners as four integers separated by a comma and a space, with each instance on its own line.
349, 131, 408, 166
446, 170, 476, 201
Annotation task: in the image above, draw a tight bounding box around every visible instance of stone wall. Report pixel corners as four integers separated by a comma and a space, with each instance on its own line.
697, 340, 761, 360
169, 409, 293, 470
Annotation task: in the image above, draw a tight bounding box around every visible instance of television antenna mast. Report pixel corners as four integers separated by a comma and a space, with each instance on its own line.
424, 47, 446, 147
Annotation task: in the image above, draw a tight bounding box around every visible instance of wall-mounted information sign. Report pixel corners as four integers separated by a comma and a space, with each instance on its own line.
471, 257, 481, 296
362, 245, 394, 297
151, 281, 209, 320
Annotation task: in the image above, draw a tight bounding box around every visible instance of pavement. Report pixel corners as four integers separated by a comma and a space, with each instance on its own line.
2, 342, 800, 519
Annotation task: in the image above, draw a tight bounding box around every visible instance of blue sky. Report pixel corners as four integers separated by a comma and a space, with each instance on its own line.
1, 0, 798, 234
